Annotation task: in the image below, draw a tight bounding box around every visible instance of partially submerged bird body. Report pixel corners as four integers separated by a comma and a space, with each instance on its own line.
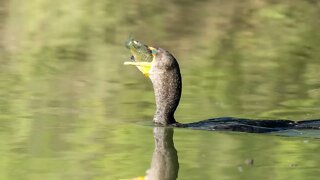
124, 38, 320, 133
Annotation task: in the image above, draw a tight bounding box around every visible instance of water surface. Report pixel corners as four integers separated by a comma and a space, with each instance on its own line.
1, 0, 320, 179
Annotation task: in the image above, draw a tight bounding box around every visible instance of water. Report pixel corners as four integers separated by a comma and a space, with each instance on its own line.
1, 0, 320, 179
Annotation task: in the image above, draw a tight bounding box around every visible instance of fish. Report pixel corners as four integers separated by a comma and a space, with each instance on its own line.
124, 37, 155, 77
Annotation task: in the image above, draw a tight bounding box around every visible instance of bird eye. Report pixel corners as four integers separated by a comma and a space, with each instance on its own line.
151, 49, 157, 54
149, 47, 157, 56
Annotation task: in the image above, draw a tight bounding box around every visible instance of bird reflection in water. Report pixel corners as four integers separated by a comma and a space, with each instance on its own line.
129, 127, 179, 180
145, 127, 179, 180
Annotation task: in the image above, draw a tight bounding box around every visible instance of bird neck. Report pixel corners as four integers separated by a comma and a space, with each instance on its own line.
149, 60, 182, 125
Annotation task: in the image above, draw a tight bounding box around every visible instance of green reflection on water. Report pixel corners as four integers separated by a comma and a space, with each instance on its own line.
1, 0, 320, 179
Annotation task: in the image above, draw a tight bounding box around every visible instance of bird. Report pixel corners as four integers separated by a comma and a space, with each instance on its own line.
124, 39, 320, 133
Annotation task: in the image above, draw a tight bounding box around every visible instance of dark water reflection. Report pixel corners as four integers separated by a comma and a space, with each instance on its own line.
138, 127, 320, 180
1, 0, 320, 179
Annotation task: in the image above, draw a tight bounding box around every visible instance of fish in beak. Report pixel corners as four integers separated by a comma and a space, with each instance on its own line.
124, 38, 156, 77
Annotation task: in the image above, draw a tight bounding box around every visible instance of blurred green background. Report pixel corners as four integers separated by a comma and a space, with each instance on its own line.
1, 0, 320, 179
